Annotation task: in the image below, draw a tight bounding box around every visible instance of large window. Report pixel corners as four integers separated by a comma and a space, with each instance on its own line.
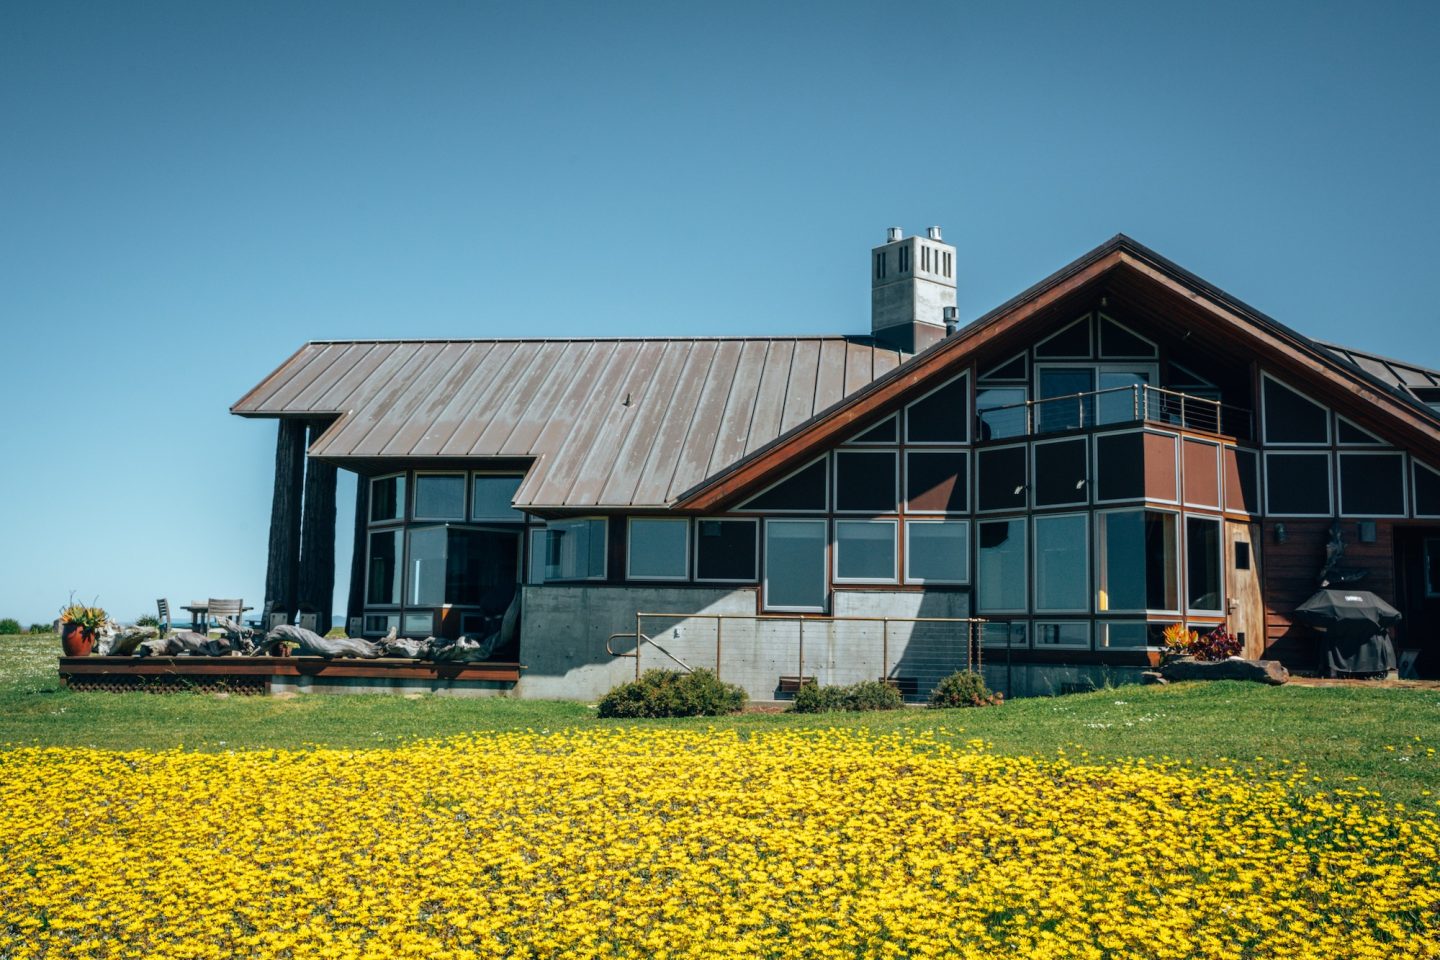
1262, 375, 1330, 445
413, 473, 466, 520
834, 520, 897, 583
471, 475, 525, 521
1097, 509, 1177, 613
1033, 438, 1088, 507
764, 520, 827, 611
1185, 516, 1223, 614
1338, 452, 1406, 517
545, 518, 608, 581
370, 474, 406, 523
904, 520, 969, 584
1264, 452, 1332, 517
905, 374, 969, 444
366, 529, 401, 605
977, 518, 1027, 613
1034, 514, 1089, 613
834, 451, 898, 514
695, 519, 758, 581
976, 386, 1027, 440
905, 450, 968, 514
628, 518, 689, 580
977, 445, 1027, 512
405, 527, 519, 608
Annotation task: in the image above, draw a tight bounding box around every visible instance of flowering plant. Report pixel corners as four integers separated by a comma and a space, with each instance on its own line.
1162, 622, 1242, 661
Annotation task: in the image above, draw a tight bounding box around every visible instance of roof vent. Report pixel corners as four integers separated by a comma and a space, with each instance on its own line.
886, 226, 903, 243
943, 306, 958, 336
927, 226, 943, 241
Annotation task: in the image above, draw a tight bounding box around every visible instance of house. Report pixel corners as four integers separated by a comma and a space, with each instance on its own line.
230, 231, 1440, 698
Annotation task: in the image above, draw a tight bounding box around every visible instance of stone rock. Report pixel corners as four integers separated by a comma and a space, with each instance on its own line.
1140, 670, 1169, 685
1160, 658, 1290, 685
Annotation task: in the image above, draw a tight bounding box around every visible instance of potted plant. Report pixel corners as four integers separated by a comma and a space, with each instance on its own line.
1161, 623, 1198, 663
59, 601, 108, 657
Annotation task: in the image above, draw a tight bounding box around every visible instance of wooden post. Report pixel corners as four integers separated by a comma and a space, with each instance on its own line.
297, 420, 337, 633
346, 474, 369, 632
264, 419, 306, 625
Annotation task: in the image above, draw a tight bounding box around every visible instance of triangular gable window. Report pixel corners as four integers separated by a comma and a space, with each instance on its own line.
1414, 460, 1440, 518
1336, 415, 1386, 446
845, 414, 898, 445
1098, 315, 1158, 359
738, 457, 828, 512
1034, 314, 1092, 359
980, 352, 1027, 382
1261, 374, 1330, 445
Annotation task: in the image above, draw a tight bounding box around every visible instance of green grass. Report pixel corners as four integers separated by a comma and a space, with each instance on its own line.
4, 632, 1439, 806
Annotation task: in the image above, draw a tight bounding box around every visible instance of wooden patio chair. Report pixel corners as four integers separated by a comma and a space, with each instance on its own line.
207, 598, 243, 632
155, 599, 171, 637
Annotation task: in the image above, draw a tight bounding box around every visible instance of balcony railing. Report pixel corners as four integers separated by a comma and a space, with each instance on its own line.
977, 384, 1253, 441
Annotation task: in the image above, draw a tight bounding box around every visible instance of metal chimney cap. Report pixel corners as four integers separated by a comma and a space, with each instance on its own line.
927, 225, 943, 241
886, 227, 903, 243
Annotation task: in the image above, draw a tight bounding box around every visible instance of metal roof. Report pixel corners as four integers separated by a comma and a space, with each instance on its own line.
232, 337, 907, 509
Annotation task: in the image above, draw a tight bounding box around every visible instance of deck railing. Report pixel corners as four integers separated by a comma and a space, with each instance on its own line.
977, 384, 1253, 441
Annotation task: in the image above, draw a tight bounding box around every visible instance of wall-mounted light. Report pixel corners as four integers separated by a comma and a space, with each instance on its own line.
1274, 523, 1288, 544
1358, 521, 1377, 544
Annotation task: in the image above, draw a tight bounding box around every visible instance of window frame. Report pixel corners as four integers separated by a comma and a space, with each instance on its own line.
1031, 435, 1090, 508
1096, 620, 1159, 650
736, 455, 830, 514
902, 519, 971, 585
1260, 372, 1332, 447
1335, 414, 1386, 447
842, 413, 899, 445
1096, 313, 1159, 360
1033, 620, 1092, 650
903, 448, 970, 515
1184, 513, 1226, 616
1337, 450, 1409, 519
832, 448, 900, 515
469, 472, 527, 522
1094, 506, 1181, 616
364, 526, 403, 608
544, 516, 609, 582
625, 517, 691, 581
975, 442, 1029, 513
975, 516, 1029, 615
411, 470, 469, 522
763, 518, 829, 613
1033, 314, 1093, 360
903, 370, 971, 446
1032, 512, 1091, 614
832, 518, 899, 585
978, 351, 1028, 383
693, 517, 760, 584
1413, 460, 1440, 519
1263, 451, 1334, 518
975, 384, 1029, 441
981, 619, 1029, 650
368, 472, 408, 526
525, 526, 547, 585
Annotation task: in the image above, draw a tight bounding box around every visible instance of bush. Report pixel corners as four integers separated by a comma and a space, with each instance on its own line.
929, 670, 1003, 709
28, 623, 53, 634
0, 618, 21, 635
324, 627, 349, 639
597, 669, 748, 719
134, 614, 161, 629
789, 679, 904, 714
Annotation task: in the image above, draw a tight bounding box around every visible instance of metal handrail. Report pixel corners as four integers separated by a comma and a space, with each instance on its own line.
621, 611, 991, 686
978, 384, 1252, 439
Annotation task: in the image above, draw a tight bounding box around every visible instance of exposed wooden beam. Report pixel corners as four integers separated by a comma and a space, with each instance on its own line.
264, 419, 307, 622
346, 474, 369, 632
298, 420, 337, 633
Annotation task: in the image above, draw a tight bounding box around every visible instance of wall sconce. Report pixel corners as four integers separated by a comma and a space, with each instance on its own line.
1358, 521, 1377, 543
1274, 523, 1288, 544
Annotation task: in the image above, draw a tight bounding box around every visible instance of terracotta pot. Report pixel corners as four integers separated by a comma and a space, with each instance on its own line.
61, 623, 95, 657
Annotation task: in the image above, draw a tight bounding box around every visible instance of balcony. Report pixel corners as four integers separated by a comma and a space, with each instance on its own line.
977, 384, 1253, 442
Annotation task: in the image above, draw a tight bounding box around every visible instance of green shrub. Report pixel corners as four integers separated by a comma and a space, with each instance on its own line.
597, 669, 748, 719
0, 618, 21, 635
28, 623, 53, 635
134, 614, 161, 629
928, 670, 1003, 709
789, 679, 904, 713
324, 627, 349, 639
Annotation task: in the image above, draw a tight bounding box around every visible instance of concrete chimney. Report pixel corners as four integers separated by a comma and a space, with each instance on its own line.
871, 226, 957, 353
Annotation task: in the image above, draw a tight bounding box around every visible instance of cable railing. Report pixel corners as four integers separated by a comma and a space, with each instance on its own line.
977, 384, 1252, 441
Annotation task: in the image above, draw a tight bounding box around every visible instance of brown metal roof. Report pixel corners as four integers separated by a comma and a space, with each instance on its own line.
232, 337, 908, 509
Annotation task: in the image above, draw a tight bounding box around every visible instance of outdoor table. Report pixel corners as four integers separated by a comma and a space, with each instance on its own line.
180, 602, 254, 631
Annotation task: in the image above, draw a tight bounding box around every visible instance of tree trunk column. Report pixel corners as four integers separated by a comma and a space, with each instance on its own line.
297, 420, 337, 633
264, 419, 307, 626
346, 476, 370, 633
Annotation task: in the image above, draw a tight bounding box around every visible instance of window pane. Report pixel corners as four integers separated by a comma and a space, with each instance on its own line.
1096, 370, 1150, 425
835, 521, 896, 581
414, 474, 465, 519
1426, 539, 1440, 597
1265, 453, 1331, 515
1094, 432, 1145, 501
905, 521, 969, 583
977, 446, 1027, 511
370, 475, 405, 523
742, 459, 827, 511
526, 527, 546, 585
906, 375, 969, 443
977, 519, 1026, 612
1037, 368, 1095, 432
1033, 439, 1088, 507
1263, 376, 1329, 444
905, 451, 968, 513
1185, 517, 1222, 612
366, 530, 400, 604
629, 519, 689, 579
1035, 622, 1090, 648
1098, 621, 1151, 649
446, 529, 519, 609
545, 519, 607, 581
407, 526, 448, 606
1099, 510, 1177, 612
765, 521, 827, 610
976, 386, 1027, 440
982, 620, 1027, 649
403, 612, 434, 635
1339, 454, 1405, 516
472, 475, 524, 520
1035, 514, 1088, 612
696, 520, 757, 581
834, 451, 897, 513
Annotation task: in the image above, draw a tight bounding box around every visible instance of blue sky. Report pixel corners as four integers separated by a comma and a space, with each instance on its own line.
2, 1, 1438, 624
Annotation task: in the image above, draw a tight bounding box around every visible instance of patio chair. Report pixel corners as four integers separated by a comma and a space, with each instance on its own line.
207, 598, 244, 632
155, 599, 171, 637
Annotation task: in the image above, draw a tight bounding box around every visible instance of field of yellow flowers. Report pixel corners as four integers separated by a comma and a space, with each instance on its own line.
2, 728, 1438, 959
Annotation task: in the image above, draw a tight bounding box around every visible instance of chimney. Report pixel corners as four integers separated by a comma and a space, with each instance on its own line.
870, 225, 957, 353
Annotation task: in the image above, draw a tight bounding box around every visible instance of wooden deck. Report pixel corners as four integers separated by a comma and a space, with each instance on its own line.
59, 656, 524, 694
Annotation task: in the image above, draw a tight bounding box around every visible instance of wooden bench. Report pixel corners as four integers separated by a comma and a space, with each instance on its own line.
777, 675, 817, 694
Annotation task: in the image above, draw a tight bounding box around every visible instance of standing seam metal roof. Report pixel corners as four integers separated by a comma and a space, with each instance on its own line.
231, 336, 908, 509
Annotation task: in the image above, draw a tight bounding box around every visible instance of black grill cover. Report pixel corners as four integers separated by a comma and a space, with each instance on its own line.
1295, 589, 1401, 675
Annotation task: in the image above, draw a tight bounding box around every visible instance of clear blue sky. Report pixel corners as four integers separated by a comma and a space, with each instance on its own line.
3, 1, 1438, 625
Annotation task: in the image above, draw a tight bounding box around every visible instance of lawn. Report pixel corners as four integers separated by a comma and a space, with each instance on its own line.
3, 633, 1439, 959
3, 631, 1439, 805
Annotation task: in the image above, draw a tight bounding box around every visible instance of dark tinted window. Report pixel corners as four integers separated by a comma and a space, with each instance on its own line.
695, 520, 757, 581
834, 451, 897, 513
977, 446, 1027, 511
1262, 377, 1329, 444
906, 376, 969, 443
1095, 432, 1144, 501
1098, 317, 1156, 358
980, 353, 1027, 382
1034, 438, 1088, 506
1415, 462, 1440, 517
905, 451, 968, 513
1265, 453, 1331, 515
742, 459, 828, 511
1339, 454, 1405, 516
849, 416, 898, 444
1035, 316, 1091, 358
